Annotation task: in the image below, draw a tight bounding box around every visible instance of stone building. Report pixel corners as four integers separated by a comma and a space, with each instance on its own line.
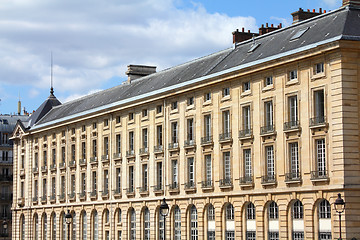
11, 1, 360, 239
0, 114, 28, 239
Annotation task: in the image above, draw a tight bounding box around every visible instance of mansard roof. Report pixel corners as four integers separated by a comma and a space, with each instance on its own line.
32, 5, 360, 130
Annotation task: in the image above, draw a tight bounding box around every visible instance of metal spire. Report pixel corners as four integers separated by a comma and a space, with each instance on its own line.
50, 51, 54, 96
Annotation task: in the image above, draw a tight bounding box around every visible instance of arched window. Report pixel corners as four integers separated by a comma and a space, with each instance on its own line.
225, 204, 235, 239
129, 209, 136, 240
207, 205, 215, 240
103, 209, 110, 240
92, 210, 98, 240
103, 209, 109, 224
190, 205, 198, 240
43, 213, 48, 239
61, 212, 66, 240
72, 212, 76, 240
34, 214, 39, 239
51, 213, 56, 240
246, 203, 256, 240
81, 211, 87, 240
143, 208, 150, 240
292, 200, 304, 240
20, 214, 25, 240
318, 200, 331, 239
158, 208, 164, 240
115, 209, 122, 240
268, 202, 279, 240
173, 206, 181, 240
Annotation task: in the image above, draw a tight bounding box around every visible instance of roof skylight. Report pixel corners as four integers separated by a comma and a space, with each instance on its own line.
290, 27, 309, 41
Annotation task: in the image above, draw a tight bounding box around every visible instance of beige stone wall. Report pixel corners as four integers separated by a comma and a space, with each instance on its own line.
11, 41, 360, 239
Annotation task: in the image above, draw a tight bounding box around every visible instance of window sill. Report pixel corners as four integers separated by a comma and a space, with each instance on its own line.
240, 90, 252, 98
286, 79, 299, 86
262, 84, 274, 92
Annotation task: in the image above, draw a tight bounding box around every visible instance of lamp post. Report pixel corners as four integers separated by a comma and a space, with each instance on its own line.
2, 221, 7, 239
334, 193, 346, 240
65, 210, 73, 240
159, 198, 169, 240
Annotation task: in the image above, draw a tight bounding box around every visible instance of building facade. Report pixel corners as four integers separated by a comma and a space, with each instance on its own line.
0, 114, 28, 239
11, 1, 360, 239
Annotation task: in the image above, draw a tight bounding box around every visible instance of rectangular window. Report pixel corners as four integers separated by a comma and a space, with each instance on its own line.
157, 162, 163, 188
82, 142, 86, 160
265, 101, 273, 128
61, 176, 65, 195
204, 92, 211, 101
188, 157, 195, 185
42, 179, 47, 196
265, 76, 273, 86
171, 122, 178, 144
187, 118, 194, 141
289, 70, 297, 80
171, 101, 178, 110
172, 160, 178, 186
116, 116, 121, 124
116, 168, 121, 192
142, 128, 148, 149
205, 155, 212, 183
116, 134, 121, 154
315, 62, 324, 74
244, 149, 252, 178
266, 146, 275, 178
316, 139, 326, 176
92, 139, 97, 158
128, 166, 134, 192
142, 164, 148, 189
92, 171, 97, 192
71, 144, 75, 161
288, 96, 298, 125
129, 131, 134, 152
128, 113, 134, 121
156, 125, 163, 146
93, 122, 97, 129
290, 142, 300, 178
243, 106, 251, 131
187, 96, 194, 106
104, 137, 109, 156
222, 110, 230, 134
61, 147, 65, 163
142, 109, 148, 118
243, 81, 250, 92
104, 170, 109, 193
104, 119, 109, 127
51, 177, 56, 195
223, 152, 231, 180
34, 152, 39, 168
156, 105, 162, 114
314, 89, 325, 120
81, 173, 86, 193
204, 115, 211, 139
71, 175, 76, 193
34, 180, 38, 198
43, 150, 47, 166
223, 87, 230, 97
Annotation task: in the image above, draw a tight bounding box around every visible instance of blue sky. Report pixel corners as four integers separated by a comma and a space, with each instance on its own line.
0, 0, 342, 115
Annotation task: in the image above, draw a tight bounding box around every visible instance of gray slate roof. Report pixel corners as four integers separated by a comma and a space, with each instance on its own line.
32, 5, 360, 129
0, 115, 28, 133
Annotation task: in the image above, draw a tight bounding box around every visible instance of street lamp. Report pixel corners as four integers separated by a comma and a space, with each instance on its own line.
2, 221, 7, 239
65, 210, 73, 240
159, 198, 169, 240
334, 193, 346, 240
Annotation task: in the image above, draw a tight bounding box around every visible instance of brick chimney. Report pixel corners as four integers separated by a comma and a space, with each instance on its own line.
126, 65, 156, 83
232, 28, 259, 44
291, 8, 323, 24
259, 23, 282, 36
343, 0, 360, 6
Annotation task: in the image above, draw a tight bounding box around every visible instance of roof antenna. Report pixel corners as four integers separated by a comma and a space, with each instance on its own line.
50, 51, 54, 96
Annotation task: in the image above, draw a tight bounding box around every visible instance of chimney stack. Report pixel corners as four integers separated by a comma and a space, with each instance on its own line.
259, 23, 282, 35
291, 8, 323, 24
343, 0, 360, 6
232, 28, 259, 45
126, 65, 156, 83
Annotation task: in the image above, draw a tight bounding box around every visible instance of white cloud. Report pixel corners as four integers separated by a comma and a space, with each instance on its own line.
0, 0, 257, 112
